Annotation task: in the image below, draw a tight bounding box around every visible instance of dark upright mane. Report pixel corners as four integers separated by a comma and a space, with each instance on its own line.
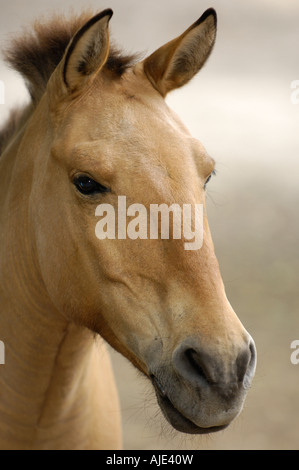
0, 11, 138, 155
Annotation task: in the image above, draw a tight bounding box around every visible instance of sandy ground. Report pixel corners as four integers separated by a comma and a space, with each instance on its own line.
0, 0, 298, 450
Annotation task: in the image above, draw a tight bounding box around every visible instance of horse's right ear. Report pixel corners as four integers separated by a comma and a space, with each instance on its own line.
52, 9, 113, 96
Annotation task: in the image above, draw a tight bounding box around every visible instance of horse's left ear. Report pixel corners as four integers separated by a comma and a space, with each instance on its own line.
62, 9, 113, 92
143, 8, 217, 97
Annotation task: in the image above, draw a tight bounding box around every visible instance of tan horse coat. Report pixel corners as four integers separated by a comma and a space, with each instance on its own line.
0, 9, 256, 450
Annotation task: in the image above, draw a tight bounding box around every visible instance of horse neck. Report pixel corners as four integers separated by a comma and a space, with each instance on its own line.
0, 105, 119, 449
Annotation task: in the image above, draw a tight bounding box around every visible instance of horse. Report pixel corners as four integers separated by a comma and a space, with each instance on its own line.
0, 8, 256, 450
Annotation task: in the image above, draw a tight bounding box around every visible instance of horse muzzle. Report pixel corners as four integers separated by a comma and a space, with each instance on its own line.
149, 335, 257, 434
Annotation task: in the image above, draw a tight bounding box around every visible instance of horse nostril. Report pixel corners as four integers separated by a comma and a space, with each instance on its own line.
242, 339, 257, 389
185, 348, 211, 384
173, 342, 216, 388
235, 338, 257, 385
236, 348, 251, 382
173, 337, 257, 391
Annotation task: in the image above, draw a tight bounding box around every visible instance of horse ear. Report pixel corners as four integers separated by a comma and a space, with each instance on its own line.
143, 8, 217, 97
62, 9, 113, 92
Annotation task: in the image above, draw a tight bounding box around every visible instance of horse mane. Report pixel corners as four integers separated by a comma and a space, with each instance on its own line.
0, 11, 139, 155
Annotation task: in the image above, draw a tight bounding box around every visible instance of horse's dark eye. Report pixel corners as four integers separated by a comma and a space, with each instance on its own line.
204, 175, 212, 187
74, 176, 110, 196
204, 170, 216, 190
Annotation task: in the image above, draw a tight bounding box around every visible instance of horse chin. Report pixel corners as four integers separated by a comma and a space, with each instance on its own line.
154, 389, 228, 435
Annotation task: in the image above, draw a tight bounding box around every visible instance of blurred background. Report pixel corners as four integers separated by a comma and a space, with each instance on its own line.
0, 0, 298, 450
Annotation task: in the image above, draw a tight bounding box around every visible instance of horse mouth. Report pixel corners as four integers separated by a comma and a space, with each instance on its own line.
150, 375, 228, 435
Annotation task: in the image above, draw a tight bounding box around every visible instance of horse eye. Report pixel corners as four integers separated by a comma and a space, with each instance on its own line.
74, 175, 110, 196
204, 170, 216, 190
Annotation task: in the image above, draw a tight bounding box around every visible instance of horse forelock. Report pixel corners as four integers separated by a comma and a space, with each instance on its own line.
4, 11, 139, 101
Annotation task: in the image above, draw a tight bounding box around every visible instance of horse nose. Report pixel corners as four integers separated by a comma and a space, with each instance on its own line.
173, 337, 256, 394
